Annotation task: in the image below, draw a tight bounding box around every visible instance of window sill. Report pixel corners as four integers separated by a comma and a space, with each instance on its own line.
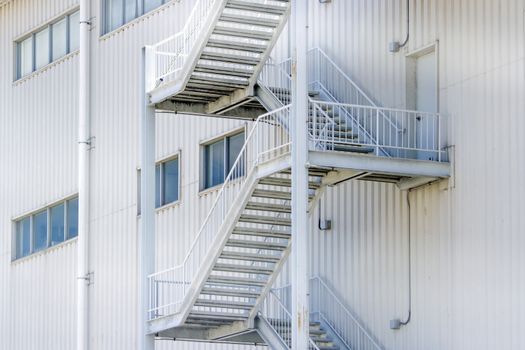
99, 0, 179, 41
155, 199, 181, 213
198, 177, 245, 197
12, 50, 79, 86
11, 237, 78, 265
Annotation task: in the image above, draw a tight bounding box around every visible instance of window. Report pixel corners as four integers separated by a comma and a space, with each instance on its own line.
203, 131, 245, 190
13, 196, 79, 260
16, 10, 80, 79
137, 156, 180, 214
103, 0, 169, 34
52, 18, 67, 60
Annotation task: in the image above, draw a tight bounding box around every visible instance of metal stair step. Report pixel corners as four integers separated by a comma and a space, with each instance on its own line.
213, 262, 274, 275
239, 214, 291, 226
226, 238, 288, 250
252, 189, 291, 200
194, 298, 255, 310
220, 250, 282, 262
279, 168, 330, 178
195, 62, 254, 77
258, 177, 321, 189
201, 49, 261, 65
207, 275, 268, 287
190, 73, 249, 87
187, 311, 249, 321
207, 36, 268, 53
214, 23, 274, 40
200, 286, 261, 298
226, 0, 289, 15
245, 201, 292, 213
220, 12, 281, 28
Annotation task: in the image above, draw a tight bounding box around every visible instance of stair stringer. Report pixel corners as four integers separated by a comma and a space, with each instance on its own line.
255, 316, 290, 350
149, 155, 294, 335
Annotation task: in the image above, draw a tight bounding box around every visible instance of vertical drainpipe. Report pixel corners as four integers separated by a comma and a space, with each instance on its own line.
77, 0, 91, 349
291, 0, 310, 349
138, 46, 156, 350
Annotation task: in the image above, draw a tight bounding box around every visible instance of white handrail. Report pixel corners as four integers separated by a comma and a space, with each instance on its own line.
148, 105, 291, 319
150, 0, 219, 86
309, 100, 445, 161
259, 290, 321, 350
311, 276, 384, 350
266, 277, 384, 350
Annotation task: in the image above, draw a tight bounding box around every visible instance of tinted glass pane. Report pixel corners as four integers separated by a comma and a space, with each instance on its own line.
125, 0, 137, 22
35, 27, 50, 69
155, 165, 161, 208
69, 11, 80, 52
50, 204, 65, 246
17, 218, 31, 258
228, 132, 245, 178
19, 36, 33, 77
144, 0, 163, 13
106, 0, 124, 32
67, 198, 79, 239
163, 159, 179, 205
33, 211, 48, 252
205, 139, 225, 188
52, 18, 67, 60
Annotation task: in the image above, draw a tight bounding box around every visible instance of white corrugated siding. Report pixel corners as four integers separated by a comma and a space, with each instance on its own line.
0, 0, 79, 349
1, 0, 524, 349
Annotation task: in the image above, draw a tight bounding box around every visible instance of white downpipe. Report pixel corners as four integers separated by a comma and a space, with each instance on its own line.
138, 46, 156, 350
77, 0, 91, 349
291, 1, 309, 349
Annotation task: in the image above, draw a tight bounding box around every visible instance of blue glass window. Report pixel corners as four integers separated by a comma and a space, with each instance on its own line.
50, 203, 65, 246
16, 218, 31, 258
204, 132, 245, 189
33, 211, 48, 252
67, 197, 79, 239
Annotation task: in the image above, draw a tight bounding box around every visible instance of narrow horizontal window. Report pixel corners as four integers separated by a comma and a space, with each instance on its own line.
103, 0, 167, 34
13, 196, 79, 260
15, 9, 80, 80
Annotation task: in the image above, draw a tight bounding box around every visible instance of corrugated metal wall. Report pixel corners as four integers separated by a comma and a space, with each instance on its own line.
0, 0, 79, 349
1, 0, 524, 349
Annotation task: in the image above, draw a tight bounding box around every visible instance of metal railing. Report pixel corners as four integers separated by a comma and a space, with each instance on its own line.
310, 276, 383, 350
265, 277, 383, 350
148, 105, 291, 320
150, 0, 218, 87
310, 100, 446, 161
259, 290, 320, 350
258, 48, 416, 158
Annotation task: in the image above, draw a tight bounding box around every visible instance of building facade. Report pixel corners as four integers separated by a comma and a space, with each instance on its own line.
0, 0, 524, 349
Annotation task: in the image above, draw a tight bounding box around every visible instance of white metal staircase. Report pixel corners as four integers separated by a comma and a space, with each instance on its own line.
147, 0, 290, 114
145, 0, 451, 346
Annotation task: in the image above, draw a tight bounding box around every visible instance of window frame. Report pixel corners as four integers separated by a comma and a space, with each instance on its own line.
137, 152, 181, 215
14, 8, 80, 81
102, 0, 169, 35
11, 194, 79, 262
200, 128, 246, 191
